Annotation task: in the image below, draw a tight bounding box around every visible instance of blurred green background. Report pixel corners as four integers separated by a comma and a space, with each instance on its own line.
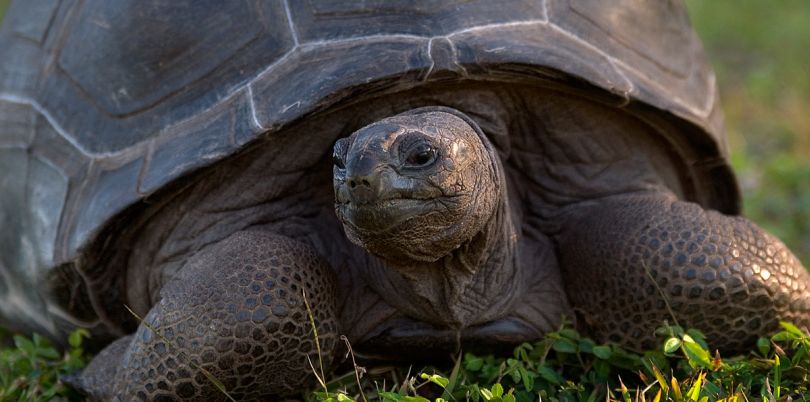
687, 0, 810, 265
0, 1, 807, 262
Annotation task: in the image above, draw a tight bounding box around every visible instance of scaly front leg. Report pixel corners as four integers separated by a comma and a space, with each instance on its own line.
80, 231, 339, 401
557, 192, 810, 351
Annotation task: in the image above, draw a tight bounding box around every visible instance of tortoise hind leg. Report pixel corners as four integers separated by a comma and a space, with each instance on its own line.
85, 231, 339, 401
557, 192, 810, 352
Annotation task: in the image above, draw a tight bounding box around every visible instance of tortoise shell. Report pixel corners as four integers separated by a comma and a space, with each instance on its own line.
0, 0, 738, 340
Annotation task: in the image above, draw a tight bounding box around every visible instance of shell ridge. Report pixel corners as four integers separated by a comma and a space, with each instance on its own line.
541, 8, 715, 118
546, 23, 633, 105
445, 19, 550, 38
422, 35, 469, 81
246, 84, 265, 131
445, 36, 467, 77
541, 0, 550, 22
0, 93, 95, 157
611, 56, 714, 118
282, 0, 300, 47
297, 33, 428, 49
421, 37, 435, 81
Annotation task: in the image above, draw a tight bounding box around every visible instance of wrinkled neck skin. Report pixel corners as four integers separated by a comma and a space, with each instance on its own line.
362, 136, 522, 329
383, 190, 519, 327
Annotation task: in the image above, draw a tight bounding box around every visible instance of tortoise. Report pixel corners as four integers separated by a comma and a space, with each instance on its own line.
1, 0, 809, 399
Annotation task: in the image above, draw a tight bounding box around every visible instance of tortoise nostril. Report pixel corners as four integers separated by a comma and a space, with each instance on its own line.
345, 174, 379, 204
347, 177, 372, 189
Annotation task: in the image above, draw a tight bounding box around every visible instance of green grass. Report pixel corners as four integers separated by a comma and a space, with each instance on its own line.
0, 329, 89, 401
312, 322, 810, 401
4, 322, 810, 401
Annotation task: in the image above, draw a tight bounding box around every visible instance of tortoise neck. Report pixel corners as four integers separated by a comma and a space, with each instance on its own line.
369, 152, 522, 328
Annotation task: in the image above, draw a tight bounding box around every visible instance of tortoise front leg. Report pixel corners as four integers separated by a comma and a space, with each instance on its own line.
557, 192, 810, 351
82, 231, 339, 401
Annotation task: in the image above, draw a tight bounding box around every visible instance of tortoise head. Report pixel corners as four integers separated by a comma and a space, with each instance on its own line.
333, 107, 501, 264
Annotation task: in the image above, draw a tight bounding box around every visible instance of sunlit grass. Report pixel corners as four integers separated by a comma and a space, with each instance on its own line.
311, 323, 810, 401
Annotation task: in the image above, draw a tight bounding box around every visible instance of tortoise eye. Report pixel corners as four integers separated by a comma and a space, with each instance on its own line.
332, 152, 345, 169
333, 138, 348, 169
405, 143, 437, 167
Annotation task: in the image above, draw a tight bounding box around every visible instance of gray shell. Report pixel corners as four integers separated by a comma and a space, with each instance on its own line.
0, 0, 737, 339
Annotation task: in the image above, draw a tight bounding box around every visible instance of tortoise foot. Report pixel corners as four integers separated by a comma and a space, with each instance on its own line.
70, 335, 132, 400
93, 231, 338, 401
558, 192, 810, 352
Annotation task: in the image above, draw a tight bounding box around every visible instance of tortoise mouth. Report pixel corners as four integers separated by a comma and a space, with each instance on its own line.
336, 197, 432, 232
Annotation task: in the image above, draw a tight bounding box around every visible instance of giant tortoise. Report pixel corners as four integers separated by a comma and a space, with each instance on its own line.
1, 0, 809, 400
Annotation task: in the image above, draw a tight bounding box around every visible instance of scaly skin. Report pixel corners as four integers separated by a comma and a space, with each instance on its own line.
96, 232, 338, 401
557, 192, 810, 351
